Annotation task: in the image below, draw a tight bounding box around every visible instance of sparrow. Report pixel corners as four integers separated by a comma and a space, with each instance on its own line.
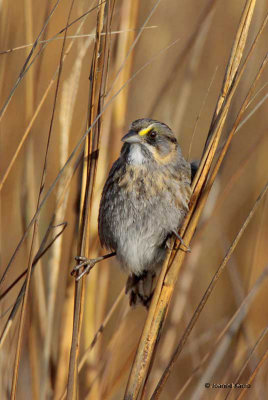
98, 118, 193, 306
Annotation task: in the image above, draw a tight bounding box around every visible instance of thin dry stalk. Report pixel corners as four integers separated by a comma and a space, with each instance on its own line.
191, 263, 268, 400
151, 48, 268, 397
28, 308, 40, 400
2, 1, 268, 399
174, 267, 268, 400
0, 1, 9, 101
151, 182, 268, 400
0, 6, 94, 55
54, 282, 74, 399
41, 26, 88, 399
0, 0, 62, 122
237, 347, 268, 400
248, 188, 268, 286
123, 240, 175, 400
113, 0, 140, 130
0, 27, 157, 55
149, 0, 219, 115
66, 1, 111, 398
124, 2, 259, 399
97, 307, 147, 400
225, 324, 268, 400
79, 288, 125, 373
52, 24, 97, 399
237, 90, 268, 132
0, 223, 67, 313
0, 149, 80, 350
0, 0, 168, 289
58, 289, 125, 400
196, 128, 267, 240
105, 0, 161, 100
23, 0, 46, 396
83, 4, 140, 395
173, 5, 214, 132
187, 65, 218, 159
81, 3, 114, 385
10, 2, 75, 396
144, 184, 218, 398
213, 0, 257, 118
177, 9, 267, 259
0, 13, 95, 192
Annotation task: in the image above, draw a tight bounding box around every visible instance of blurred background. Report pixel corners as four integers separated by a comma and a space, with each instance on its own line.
1, 0, 268, 399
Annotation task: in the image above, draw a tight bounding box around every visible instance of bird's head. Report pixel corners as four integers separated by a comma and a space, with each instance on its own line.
121, 119, 180, 165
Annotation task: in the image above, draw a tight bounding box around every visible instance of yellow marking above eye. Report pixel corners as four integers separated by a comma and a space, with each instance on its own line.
138, 124, 154, 136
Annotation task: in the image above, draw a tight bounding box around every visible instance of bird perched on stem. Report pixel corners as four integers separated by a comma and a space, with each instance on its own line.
97, 118, 192, 306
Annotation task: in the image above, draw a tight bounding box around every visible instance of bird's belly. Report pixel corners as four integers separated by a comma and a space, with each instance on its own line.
115, 226, 167, 275
111, 193, 183, 275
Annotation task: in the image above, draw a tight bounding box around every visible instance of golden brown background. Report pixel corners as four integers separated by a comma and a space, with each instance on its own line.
1, 0, 268, 399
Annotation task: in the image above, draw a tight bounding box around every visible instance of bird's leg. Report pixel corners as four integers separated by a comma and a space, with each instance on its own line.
71, 252, 116, 281
172, 231, 191, 253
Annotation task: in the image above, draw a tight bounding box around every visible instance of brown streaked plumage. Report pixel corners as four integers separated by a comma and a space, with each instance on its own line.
98, 118, 192, 306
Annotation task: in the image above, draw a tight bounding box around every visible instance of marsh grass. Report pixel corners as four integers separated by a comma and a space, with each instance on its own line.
0, 0, 268, 399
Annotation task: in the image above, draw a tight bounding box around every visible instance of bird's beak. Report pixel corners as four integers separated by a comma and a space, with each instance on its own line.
121, 130, 141, 144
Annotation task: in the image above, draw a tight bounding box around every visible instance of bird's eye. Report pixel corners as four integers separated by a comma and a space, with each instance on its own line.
149, 130, 157, 139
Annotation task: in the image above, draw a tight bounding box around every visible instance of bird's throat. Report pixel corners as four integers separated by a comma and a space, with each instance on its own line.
127, 144, 147, 165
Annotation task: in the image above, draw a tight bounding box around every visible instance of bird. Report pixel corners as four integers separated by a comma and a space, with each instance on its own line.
97, 118, 193, 307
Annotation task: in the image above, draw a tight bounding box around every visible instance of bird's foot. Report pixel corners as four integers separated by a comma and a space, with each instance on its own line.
71, 252, 116, 281
71, 256, 97, 281
172, 231, 191, 252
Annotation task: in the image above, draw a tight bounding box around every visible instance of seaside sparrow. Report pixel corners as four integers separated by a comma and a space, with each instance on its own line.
98, 118, 193, 306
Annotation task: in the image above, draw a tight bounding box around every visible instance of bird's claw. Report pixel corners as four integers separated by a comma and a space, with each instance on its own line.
71, 256, 96, 281
182, 244, 191, 253
172, 231, 191, 253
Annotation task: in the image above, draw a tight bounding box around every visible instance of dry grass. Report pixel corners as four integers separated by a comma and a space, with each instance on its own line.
1, 0, 268, 399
